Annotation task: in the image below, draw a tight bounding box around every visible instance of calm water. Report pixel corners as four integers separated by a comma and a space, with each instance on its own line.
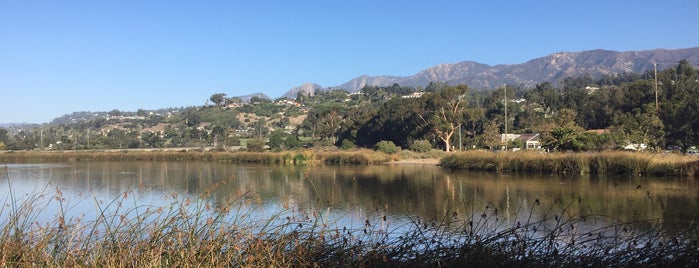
2, 161, 698, 237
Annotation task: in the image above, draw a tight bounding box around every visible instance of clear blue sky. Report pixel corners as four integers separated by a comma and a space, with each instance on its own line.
2, 0, 698, 123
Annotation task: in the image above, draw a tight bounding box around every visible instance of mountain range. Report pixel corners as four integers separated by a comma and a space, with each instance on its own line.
282, 47, 699, 99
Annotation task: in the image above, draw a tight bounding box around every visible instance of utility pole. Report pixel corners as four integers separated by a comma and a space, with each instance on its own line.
654, 62, 659, 110
504, 84, 508, 151
458, 124, 462, 151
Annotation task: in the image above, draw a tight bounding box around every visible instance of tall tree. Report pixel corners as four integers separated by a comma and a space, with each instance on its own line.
481, 119, 501, 150
210, 93, 227, 107
612, 104, 664, 150
660, 60, 699, 150
416, 85, 468, 152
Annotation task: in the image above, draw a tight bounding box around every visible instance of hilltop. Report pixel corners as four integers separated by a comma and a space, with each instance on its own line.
283, 47, 699, 98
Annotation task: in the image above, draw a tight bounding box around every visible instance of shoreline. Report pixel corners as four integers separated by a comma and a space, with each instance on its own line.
388, 158, 440, 165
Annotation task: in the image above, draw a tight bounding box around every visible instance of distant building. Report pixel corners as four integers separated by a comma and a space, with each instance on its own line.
275, 99, 301, 107
401, 92, 424, 99
585, 86, 600, 94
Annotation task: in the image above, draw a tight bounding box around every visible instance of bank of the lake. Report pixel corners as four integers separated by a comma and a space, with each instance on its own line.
4, 150, 699, 177
0, 149, 394, 165
441, 151, 699, 177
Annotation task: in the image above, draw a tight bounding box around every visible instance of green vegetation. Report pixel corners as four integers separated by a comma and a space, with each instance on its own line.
1, 171, 697, 267
1, 61, 698, 155
441, 151, 699, 177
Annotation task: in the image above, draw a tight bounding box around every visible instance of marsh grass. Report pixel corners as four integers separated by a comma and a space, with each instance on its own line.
441, 151, 699, 176
0, 149, 393, 165
2, 166, 698, 267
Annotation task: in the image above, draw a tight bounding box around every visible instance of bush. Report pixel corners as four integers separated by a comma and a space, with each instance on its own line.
409, 140, 432, 153
340, 139, 356, 150
282, 135, 301, 149
246, 138, 266, 152
375, 140, 399, 154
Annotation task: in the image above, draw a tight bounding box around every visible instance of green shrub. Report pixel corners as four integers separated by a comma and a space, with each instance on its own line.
375, 140, 399, 154
409, 140, 432, 153
340, 139, 356, 150
246, 138, 266, 152
284, 135, 302, 149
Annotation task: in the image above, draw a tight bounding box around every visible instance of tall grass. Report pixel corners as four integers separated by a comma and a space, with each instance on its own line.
441, 151, 699, 177
0, 149, 393, 165
2, 166, 698, 267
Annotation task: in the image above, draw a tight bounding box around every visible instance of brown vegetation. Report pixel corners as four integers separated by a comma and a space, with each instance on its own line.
0, 149, 393, 165
440, 151, 699, 177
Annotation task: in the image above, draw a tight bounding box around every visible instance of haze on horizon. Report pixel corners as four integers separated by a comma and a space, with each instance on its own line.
2, 0, 698, 124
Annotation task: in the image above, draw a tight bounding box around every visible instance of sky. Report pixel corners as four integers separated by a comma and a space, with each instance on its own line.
1, 0, 698, 124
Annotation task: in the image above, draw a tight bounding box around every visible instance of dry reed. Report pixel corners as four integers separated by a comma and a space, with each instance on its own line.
441, 151, 699, 177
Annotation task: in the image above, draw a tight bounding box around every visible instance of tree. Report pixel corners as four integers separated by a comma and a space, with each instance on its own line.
141, 131, 164, 148
210, 125, 226, 147
526, 82, 560, 117
354, 97, 423, 149
246, 138, 265, 152
267, 130, 286, 150
210, 93, 227, 107
612, 105, 664, 150
660, 60, 699, 151
0, 128, 8, 145
481, 119, 501, 150
184, 108, 201, 127
252, 118, 268, 138
541, 108, 584, 151
416, 85, 468, 152
284, 134, 302, 149
300, 104, 344, 142
108, 109, 122, 117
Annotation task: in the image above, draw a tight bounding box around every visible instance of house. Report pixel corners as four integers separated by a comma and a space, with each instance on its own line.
501, 133, 541, 150
401, 92, 424, 99
519, 133, 541, 150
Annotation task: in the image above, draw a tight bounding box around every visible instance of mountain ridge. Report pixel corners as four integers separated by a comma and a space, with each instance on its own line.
283, 47, 699, 98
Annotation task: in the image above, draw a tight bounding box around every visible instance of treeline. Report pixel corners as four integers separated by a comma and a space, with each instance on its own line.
299, 60, 698, 152
1, 60, 697, 153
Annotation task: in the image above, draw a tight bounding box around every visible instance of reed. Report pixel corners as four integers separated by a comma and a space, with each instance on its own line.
0, 149, 393, 165
441, 151, 699, 177
1, 168, 698, 267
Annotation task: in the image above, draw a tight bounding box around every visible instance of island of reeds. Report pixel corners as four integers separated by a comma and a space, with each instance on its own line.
440, 151, 699, 177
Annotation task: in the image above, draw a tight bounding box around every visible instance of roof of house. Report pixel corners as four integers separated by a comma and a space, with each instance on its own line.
517, 133, 540, 142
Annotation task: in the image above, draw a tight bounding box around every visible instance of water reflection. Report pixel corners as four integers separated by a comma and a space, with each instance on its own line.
1, 162, 698, 237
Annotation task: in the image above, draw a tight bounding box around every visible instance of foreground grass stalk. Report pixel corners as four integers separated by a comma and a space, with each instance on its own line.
1, 169, 698, 267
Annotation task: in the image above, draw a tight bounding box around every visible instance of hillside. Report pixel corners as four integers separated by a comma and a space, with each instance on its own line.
283, 47, 699, 98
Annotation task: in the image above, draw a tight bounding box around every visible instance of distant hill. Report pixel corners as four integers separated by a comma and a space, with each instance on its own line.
283, 47, 699, 98
236, 93, 272, 103
281, 83, 322, 99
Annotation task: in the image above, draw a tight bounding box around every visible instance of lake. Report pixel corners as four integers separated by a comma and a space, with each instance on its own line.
2, 161, 698, 239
